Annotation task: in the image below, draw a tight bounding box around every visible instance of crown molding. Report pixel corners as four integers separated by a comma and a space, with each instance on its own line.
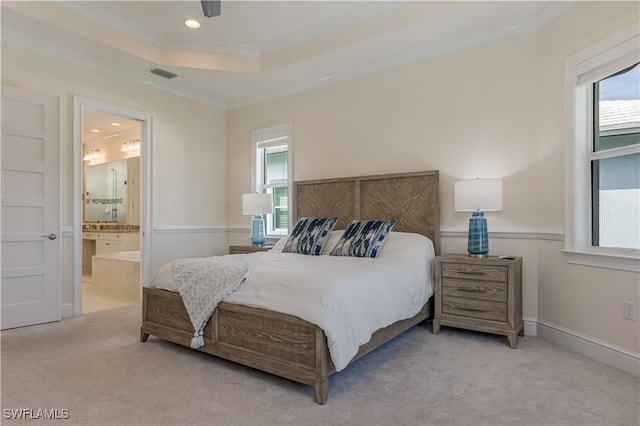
162, 39, 260, 58
227, 17, 536, 109
60, 1, 163, 46
62, 1, 260, 59
1, 28, 228, 109
259, 1, 408, 56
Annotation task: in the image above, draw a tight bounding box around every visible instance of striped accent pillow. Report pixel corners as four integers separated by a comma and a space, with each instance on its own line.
329, 220, 396, 258
282, 217, 338, 255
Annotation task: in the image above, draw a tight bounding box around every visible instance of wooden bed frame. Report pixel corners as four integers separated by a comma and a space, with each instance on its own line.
141, 170, 440, 404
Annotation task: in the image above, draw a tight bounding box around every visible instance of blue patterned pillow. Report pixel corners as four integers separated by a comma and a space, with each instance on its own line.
329, 220, 396, 258
282, 217, 338, 255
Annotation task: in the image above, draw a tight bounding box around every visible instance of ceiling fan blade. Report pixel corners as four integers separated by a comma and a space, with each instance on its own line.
201, 0, 221, 18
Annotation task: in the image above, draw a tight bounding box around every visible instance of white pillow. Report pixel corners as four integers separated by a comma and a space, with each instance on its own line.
321, 230, 345, 255
377, 231, 435, 260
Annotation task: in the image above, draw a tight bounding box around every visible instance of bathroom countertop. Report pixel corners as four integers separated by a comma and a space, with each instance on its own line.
82, 224, 140, 233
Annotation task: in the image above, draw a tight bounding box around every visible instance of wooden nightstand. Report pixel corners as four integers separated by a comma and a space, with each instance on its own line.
228, 245, 273, 255
432, 254, 523, 348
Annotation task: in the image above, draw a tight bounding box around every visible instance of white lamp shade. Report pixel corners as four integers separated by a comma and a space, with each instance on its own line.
242, 193, 274, 215
454, 179, 503, 212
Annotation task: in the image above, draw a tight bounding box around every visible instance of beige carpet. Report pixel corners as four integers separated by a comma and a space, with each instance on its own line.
1, 305, 638, 426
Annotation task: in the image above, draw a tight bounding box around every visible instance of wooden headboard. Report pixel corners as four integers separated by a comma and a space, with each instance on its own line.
293, 170, 440, 255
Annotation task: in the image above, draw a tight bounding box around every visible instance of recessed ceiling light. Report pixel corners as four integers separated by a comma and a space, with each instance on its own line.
185, 19, 200, 29
111, 122, 121, 126
90, 129, 101, 133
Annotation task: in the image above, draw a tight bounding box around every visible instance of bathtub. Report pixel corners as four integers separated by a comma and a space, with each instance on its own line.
91, 251, 140, 302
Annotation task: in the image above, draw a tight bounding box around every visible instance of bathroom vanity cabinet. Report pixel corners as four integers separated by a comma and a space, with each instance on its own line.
82, 231, 139, 273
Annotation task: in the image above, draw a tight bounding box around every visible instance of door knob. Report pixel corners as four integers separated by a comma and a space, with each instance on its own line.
41, 233, 57, 240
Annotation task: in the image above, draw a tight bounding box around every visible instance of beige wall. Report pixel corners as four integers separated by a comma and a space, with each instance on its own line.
534, 2, 640, 353
228, 2, 639, 353
228, 33, 540, 231
1, 42, 229, 307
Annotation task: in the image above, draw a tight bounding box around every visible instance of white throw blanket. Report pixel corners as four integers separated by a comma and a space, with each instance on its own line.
172, 255, 250, 348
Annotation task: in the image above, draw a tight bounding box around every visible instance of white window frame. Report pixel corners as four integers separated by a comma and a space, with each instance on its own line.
251, 124, 293, 238
565, 23, 640, 272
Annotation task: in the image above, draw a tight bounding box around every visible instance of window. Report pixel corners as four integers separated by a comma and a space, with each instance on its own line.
566, 23, 640, 271
592, 64, 639, 249
252, 124, 292, 237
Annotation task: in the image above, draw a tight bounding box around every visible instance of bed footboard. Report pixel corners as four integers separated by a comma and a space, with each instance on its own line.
141, 286, 431, 404
141, 286, 333, 404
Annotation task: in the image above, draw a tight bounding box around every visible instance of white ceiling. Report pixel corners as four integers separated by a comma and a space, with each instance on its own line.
2, 1, 575, 109
82, 110, 141, 145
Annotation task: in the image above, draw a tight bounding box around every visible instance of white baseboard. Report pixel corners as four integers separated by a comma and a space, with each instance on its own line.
536, 319, 639, 377
523, 318, 538, 336
61, 303, 75, 320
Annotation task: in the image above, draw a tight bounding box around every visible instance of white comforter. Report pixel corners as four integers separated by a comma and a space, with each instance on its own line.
148, 231, 435, 371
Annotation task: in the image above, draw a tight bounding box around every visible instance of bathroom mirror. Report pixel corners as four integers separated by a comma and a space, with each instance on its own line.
83, 157, 140, 225
85, 160, 126, 223
82, 109, 142, 227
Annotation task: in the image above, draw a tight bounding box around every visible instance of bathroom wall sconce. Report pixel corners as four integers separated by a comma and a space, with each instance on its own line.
83, 149, 101, 161
121, 139, 141, 153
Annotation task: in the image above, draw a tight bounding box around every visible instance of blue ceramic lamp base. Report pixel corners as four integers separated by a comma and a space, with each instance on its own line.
467, 211, 489, 257
251, 214, 266, 246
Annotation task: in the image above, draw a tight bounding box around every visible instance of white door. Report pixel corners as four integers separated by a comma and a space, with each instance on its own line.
1, 85, 60, 329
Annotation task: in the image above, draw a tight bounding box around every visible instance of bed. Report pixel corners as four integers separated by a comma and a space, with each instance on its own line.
140, 170, 440, 404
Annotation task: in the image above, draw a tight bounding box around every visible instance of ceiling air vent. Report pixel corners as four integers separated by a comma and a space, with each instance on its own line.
150, 68, 178, 79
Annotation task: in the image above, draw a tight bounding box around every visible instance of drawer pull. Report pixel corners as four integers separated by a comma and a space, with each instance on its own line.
456, 306, 487, 312
456, 286, 486, 293
448, 268, 503, 275
449, 268, 487, 275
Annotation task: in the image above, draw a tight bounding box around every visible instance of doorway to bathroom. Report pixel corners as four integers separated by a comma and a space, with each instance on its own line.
74, 98, 152, 315
82, 110, 140, 312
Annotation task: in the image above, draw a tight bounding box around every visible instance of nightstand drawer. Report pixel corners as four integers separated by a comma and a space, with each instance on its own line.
442, 278, 507, 302
442, 296, 507, 322
441, 263, 508, 282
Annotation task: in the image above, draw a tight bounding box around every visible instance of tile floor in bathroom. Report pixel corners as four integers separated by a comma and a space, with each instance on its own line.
82, 274, 138, 313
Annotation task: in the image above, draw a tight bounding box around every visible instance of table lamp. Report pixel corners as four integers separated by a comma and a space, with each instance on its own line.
242, 193, 274, 246
454, 178, 503, 257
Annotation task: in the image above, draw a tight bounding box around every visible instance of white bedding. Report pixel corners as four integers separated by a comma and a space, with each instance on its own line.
148, 231, 435, 371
